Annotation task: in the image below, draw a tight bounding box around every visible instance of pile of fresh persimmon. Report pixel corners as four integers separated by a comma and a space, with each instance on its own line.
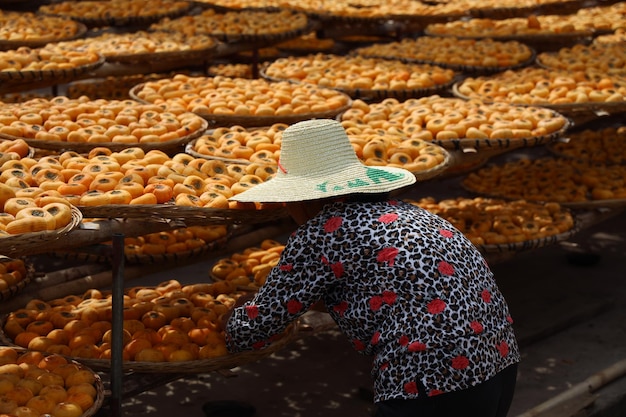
0, 258, 28, 294
2, 279, 244, 364
0, 346, 99, 417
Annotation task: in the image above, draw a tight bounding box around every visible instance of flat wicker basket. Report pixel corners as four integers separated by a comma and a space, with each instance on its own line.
4, 118, 209, 154
0, 318, 299, 374
77, 204, 288, 226
431, 116, 571, 152
53, 230, 231, 265
0, 55, 105, 86
130, 84, 353, 128
0, 205, 83, 258
0, 256, 34, 302
0, 346, 104, 417
0, 21, 88, 50
476, 215, 582, 254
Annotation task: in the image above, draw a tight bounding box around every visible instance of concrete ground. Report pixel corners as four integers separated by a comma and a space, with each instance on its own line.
96, 197, 626, 417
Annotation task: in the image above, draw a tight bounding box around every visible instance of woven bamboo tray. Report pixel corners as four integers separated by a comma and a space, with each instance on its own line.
18, 321, 296, 373
40, 3, 193, 28
338, 79, 456, 102
0, 55, 105, 85
0, 205, 83, 258
0, 345, 104, 417
309, 10, 466, 26
431, 116, 571, 152
210, 20, 312, 44
186, 137, 451, 180
0, 256, 33, 302
130, 84, 352, 128
476, 215, 582, 254
260, 67, 456, 102
397, 50, 537, 75
461, 175, 626, 210
451, 82, 626, 117
1, 118, 208, 154
469, 0, 582, 19
411, 150, 452, 181
425, 30, 593, 52
0, 21, 88, 50
104, 42, 220, 65
53, 230, 231, 265
77, 204, 288, 226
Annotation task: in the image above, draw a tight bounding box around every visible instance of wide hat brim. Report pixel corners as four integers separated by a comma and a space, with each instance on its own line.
231, 164, 416, 203
229, 119, 417, 203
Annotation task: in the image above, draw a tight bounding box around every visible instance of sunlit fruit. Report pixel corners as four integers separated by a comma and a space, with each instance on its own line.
51, 401, 84, 417
64, 370, 96, 387
134, 348, 165, 362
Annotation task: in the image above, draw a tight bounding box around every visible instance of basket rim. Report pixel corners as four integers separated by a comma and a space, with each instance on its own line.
77, 203, 289, 225
0, 117, 208, 153
0, 205, 83, 256
460, 159, 626, 208
103, 37, 220, 65
407, 197, 583, 253
451, 82, 626, 113
0, 257, 33, 302
0, 54, 105, 84
52, 229, 232, 265
260, 64, 457, 101
0, 21, 88, 50
0, 316, 299, 373
432, 115, 571, 151
39, 1, 194, 28
356, 47, 537, 75
0, 345, 105, 417
130, 83, 353, 128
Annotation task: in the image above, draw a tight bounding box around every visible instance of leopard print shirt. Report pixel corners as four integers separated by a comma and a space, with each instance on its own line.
226, 200, 520, 402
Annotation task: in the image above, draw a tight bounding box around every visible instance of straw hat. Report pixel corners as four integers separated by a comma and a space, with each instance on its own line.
230, 119, 416, 203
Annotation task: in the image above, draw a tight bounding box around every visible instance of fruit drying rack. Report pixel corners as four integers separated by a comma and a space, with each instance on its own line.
1, 3, 626, 416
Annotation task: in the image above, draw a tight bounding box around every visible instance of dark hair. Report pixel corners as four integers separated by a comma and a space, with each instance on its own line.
345, 192, 390, 203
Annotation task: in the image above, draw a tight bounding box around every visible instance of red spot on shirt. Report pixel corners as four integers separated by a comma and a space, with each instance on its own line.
497, 341, 510, 357
408, 341, 427, 352
324, 216, 342, 233
439, 229, 454, 238
429, 389, 444, 397
380, 362, 389, 370
470, 320, 484, 334
287, 299, 303, 314
333, 301, 348, 316
437, 261, 455, 275
371, 331, 381, 345
369, 296, 383, 311
452, 355, 470, 370
427, 298, 446, 314
481, 289, 492, 303
279, 264, 293, 272
252, 340, 266, 350
506, 315, 514, 324
404, 381, 419, 394
330, 261, 344, 278
398, 335, 409, 346
378, 213, 398, 224
245, 305, 259, 320
377, 247, 399, 266
382, 290, 397, 305
353, 339, 365, 351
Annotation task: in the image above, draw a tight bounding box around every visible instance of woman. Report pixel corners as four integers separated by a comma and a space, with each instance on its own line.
224, 119, 519, 416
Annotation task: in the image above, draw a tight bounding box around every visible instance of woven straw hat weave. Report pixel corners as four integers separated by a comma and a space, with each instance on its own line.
230, 119, 416, 203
